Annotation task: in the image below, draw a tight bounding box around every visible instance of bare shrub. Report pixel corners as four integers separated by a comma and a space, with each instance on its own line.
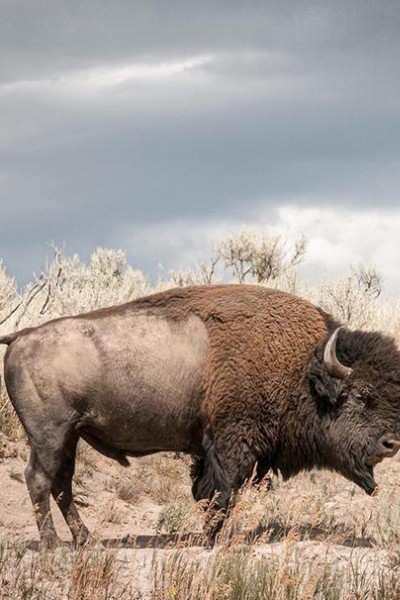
167, 248, 221, 288
215, 227, 306, 284
318, 274, 378, 329
353, 264, 383, 299
0, 261, 19, 328
167, 268, 214, 288
8, 246, 150, 330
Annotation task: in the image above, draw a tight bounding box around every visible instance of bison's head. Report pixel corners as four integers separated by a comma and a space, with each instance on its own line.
307, 327, 400, 494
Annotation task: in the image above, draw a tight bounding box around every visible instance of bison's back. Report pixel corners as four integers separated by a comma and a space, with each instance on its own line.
129, 284, 329, 375
77, 284, 330, 402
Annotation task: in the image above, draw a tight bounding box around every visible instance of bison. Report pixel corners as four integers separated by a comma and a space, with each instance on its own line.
1, 284, 400, 548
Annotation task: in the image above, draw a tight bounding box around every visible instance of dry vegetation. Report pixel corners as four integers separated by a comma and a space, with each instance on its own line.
1, 230, 400, 598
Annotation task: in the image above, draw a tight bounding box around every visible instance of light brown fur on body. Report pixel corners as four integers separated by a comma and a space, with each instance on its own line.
2, 284, 400, 548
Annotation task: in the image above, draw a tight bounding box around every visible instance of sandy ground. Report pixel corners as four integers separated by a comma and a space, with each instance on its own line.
0, 433, 397, 599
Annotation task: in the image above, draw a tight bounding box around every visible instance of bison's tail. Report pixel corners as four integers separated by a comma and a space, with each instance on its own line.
0, 333, 18, 345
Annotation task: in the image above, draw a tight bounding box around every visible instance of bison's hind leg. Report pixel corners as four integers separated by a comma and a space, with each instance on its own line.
4, 350, 89, 548
50, 432, 89, 547
25, 446, 59, 549
25, 429, 89, 549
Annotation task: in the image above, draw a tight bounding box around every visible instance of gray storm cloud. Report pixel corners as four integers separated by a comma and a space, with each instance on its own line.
0, 1, 399, 289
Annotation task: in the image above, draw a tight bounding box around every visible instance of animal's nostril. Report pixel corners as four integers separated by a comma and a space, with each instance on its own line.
379, 437, 400, 455
382, 440, 394, 450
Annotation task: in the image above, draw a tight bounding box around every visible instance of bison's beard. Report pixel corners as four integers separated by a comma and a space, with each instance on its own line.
322, 435, 379, 495
342, 461, 377, 495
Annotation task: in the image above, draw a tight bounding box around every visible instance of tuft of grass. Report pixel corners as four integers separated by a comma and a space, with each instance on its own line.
110, 476, 141, 505
103, 501, 126, 525
156, 503, 189, 535
69, 541, 125, 600
9, 468, 24, 483
0, 398, 22, 440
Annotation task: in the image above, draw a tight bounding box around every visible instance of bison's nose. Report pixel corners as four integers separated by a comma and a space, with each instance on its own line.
377, 434, 400, 458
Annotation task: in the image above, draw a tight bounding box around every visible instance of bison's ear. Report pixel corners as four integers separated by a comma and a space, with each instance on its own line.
308, 327, 353, 405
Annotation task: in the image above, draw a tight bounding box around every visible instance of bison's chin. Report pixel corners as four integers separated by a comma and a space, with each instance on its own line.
351, 464, 377, 496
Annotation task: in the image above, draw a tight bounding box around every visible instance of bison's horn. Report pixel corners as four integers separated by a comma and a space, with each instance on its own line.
323, 327, 353, 379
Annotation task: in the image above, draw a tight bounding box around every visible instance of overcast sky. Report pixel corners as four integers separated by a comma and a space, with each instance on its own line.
1, 1, 400, 293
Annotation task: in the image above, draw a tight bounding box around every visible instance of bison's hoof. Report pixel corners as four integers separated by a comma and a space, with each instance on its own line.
73, 528, 90, 548
39, 536, 64, 552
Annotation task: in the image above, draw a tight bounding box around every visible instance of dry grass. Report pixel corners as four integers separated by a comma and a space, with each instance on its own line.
0, 396, 22, 440
142, 457, 400, 599
102, 501, 127, 525
150, 543, 400, 600
142, 454, 193, 506
149, 469, 400, 600
112, 477, 142, 505
0, 537, 134, 599
1, 444, 400, 598
2, 414, 400, 598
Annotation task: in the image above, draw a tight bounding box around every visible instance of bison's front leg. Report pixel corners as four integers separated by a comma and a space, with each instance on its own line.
191, 427, 257, 543
190, 456, 229, 544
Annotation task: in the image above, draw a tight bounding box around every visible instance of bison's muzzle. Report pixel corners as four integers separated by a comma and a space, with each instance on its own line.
366, 434, 400, 465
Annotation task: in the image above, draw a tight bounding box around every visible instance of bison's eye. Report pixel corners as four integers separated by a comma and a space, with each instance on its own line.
365, 396, 376, 407
352, 388, 376, 406
353, 385, 378, 406
361, 392, 376, 407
